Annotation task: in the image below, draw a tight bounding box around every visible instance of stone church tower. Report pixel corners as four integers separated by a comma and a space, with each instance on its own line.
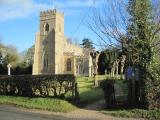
33, 9, 92, 76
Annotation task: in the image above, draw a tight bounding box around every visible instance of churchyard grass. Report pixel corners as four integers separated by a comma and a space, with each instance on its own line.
76, 76, 104, 106
76, 75, 127, 106
99, 76, 160, 120
0, 95, 77, 112
102, 108, 160, 120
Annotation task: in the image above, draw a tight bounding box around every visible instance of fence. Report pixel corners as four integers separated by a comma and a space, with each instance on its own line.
0, 74, 78, 98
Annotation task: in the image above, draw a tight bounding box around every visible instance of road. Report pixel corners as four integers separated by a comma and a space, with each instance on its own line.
0, 104, 143, 120
0, 105, 79, 120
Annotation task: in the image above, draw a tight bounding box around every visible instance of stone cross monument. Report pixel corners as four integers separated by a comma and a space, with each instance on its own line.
7, 64, 12, 75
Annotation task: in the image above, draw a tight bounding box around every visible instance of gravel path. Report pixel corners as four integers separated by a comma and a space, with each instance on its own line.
65, 99, 143, 120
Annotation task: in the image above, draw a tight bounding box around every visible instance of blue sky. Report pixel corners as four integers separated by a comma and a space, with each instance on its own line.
0, 0, 105, 52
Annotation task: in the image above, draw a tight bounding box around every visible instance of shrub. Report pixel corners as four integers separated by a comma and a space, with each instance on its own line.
100, 80, 115, 107
145, 62, 160, 109
0, 75, 77, 98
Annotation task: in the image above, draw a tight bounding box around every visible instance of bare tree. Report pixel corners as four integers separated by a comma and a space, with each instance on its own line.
87, 0, 128, 49
87, 0, 160, 50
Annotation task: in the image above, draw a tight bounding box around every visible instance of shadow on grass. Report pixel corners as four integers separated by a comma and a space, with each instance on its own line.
105, 102, 145, 111
68, 87, 103, 108
101, 102, 160, 120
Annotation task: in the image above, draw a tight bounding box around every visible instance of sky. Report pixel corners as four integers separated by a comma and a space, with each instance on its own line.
0, 0, 105, 52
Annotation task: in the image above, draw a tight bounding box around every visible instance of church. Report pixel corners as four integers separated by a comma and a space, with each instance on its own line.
32, 9, 93, 76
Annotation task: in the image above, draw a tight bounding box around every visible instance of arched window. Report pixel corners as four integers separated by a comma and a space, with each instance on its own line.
43, 54, 48, 69
44, 23, 49, 32
66, 58, 72, 71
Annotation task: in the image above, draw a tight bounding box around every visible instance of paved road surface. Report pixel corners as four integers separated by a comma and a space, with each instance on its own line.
0, 103, 143, 120
0, 105, 76, 120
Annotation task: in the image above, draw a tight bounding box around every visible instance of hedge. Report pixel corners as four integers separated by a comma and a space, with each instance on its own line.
0, 74, 77, 98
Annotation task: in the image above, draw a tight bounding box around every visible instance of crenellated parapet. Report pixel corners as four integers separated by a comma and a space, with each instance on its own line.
40, 9, 56, 15
40, 9, 64, 17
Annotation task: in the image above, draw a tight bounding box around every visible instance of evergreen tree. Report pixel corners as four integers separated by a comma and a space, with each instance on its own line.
127, 0, 160, 109
81, 38, 95, 50
127, 0, 152, 67
98, 48, 120, 74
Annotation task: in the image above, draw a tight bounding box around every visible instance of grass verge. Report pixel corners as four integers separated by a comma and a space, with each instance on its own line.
0, 95, 77, 112
102, 108, 160, 120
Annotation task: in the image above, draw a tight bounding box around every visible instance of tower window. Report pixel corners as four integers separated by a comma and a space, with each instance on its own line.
45, 23, 49, 32
66, 58, 72, 71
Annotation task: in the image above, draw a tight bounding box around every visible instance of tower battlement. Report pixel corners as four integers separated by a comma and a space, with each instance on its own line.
40, 9, 63, 17
40, 9, 56, 15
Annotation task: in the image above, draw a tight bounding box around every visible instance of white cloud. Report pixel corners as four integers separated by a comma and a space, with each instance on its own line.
0, 0, 103, 22
0, 0, 53, 22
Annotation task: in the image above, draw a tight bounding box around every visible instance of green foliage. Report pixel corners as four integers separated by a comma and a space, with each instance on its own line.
0, 76, 104, 111
0, 75, 76, 98
76, 76, 103, 106
105, 49, 120, 63
12, 65, 32, 75
127, 0, 152, 66
100, 80, 115, 107
126, 0, 160, 109
0, 96, 77, 112
11, 45, 35, 75
100, 80, 114, 90
98, 48, 121, 74
145, 61, 160, 109
81, 38, 95, 50
0, 44, 35, 75
98, 52, 108, 74
3, 53, 19, 66
0, 43, 20, 74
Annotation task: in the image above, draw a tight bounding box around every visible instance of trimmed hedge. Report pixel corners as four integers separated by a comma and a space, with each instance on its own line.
0, 75, 77, 98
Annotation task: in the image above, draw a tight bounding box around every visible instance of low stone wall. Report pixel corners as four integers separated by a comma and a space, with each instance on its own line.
0, 74, 77, 98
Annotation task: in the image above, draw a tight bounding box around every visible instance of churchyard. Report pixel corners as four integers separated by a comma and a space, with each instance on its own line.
0, 74, 159, 119
0, 0, 160, 120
